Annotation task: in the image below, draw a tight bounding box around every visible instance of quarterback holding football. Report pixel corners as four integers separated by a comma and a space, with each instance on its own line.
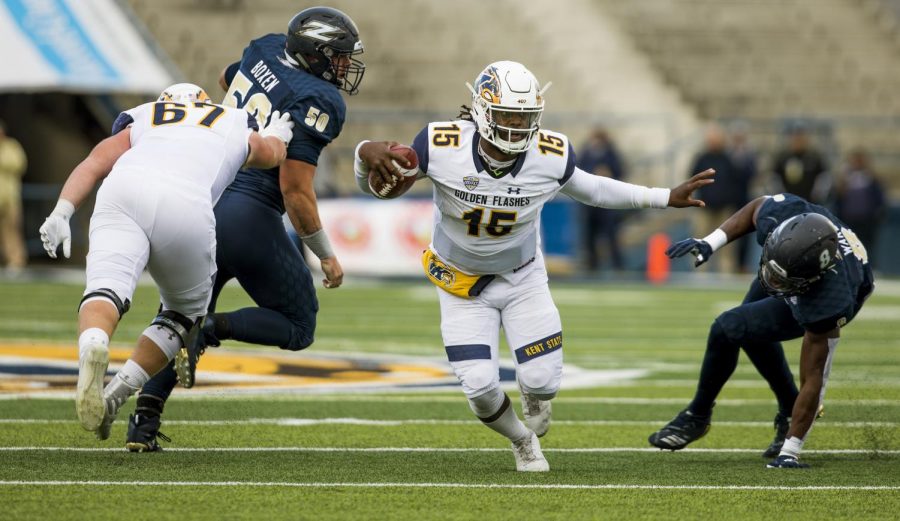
354, 60, 715, 472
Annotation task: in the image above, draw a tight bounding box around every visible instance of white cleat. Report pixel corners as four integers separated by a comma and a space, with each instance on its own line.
94, 397, 119, 441
75, 341, 109, 432
520, 391, 552, 437
512, 431, 550, 472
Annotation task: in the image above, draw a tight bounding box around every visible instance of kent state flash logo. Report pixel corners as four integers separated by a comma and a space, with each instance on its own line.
478, 67, 501, 103
463, 175, 479, 191
428, 258, 456, 287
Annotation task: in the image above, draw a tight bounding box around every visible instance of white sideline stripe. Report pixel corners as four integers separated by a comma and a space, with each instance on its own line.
1, 418, 898, 428
1, 447, 897, 454
0, 480, 897, 491
1, 394, 898, 406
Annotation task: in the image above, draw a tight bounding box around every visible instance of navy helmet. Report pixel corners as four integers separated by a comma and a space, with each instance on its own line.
286, 7, 365, 95
759, 213, 839, 297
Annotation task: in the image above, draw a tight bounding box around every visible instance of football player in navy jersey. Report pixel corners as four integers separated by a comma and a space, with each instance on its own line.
649, 193, 875, 468
123, 7, 365, 452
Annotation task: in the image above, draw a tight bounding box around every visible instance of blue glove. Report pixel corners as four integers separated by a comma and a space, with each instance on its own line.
665, 238, 714, 267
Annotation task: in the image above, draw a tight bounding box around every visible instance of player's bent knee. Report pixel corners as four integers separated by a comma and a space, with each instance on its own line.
711, 312, 746, 345
281, 327, 315, 351
456, 362, 499, 397
145, 310, 199, 360
80, 288, 131, 319
517, 363, 559, 398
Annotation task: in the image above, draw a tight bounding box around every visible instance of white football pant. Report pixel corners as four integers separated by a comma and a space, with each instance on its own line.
438, 262, 563, 399
84, 168, 216, 319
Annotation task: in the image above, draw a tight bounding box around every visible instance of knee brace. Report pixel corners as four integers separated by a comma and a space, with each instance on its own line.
79, 288, 131, 318
144, 310, 200, 360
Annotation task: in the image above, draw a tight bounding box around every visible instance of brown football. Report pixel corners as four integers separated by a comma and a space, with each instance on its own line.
368, 144, 419, 199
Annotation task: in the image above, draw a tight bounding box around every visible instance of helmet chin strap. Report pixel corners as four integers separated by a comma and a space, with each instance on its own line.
477, 140, 517, 174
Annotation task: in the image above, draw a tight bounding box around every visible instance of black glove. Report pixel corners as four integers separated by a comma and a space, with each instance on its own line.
665, 238, 714, 267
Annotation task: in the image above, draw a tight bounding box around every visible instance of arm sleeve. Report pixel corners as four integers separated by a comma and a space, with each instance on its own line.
560, 167, 670, 209
111, 112, 134, 134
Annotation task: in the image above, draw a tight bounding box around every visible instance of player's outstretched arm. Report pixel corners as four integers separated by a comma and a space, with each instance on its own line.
39, 129, 132, 259
666, 195, 768, 267
666, 168, 716, 208
280, 158, 343, 289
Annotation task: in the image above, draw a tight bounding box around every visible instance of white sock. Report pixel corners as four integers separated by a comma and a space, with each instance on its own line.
103, 360, 148, 412
478, 393, 530, 442
78, 328, 109, 359
779, 436, 804, 459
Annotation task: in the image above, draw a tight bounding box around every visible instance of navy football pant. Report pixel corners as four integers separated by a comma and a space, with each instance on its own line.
688, 278, 802, 416
140, 190, 318, 402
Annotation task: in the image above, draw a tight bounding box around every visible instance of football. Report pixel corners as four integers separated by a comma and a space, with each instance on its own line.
368, 144, 419, 199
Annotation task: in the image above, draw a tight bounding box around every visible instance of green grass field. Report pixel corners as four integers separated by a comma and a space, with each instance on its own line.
1, 278, 899, 520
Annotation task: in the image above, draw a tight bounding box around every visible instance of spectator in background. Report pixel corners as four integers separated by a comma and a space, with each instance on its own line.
771, 123, 830, 204
728, 121, 759, 272
688, 123, 745, 273
0, 120, 27, 271
834, 148, 886, 268
578, 128, 626, 272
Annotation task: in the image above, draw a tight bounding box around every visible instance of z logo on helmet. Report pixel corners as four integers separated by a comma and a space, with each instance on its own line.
298, 21, 344, 42
477, 67, 501, 104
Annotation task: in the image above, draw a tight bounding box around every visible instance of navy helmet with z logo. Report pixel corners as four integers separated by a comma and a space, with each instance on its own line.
286, 6, 365, 94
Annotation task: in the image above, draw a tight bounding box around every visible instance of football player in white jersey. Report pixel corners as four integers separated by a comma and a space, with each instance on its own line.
38, 83, 294, 440
354, 61, 715, 472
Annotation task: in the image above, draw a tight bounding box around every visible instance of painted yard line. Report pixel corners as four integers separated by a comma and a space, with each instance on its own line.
0, 394, 897, 406
0, 480, 898, 491
0, 447, 897, 454
1, 418, 898, 428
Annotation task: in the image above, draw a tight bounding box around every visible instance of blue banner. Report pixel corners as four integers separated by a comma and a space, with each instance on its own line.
3, 0, 120, 85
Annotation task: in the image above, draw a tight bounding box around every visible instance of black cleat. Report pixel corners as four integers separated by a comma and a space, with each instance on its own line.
767, 454, 809, 468
648, 409, 711, 450
762, 412, 791, 458
125, 413, 171, 453
175, 318, 218, 389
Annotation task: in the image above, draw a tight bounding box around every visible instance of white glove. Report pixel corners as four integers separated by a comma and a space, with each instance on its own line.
259, 110, 295, 144
39, 199, 75, 259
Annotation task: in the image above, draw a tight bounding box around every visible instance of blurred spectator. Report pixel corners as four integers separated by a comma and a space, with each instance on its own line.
0, 120, 27, 270
834, 148, 886, 267
771, 123, 830, 204
728, 121, 759, 272
689, 123, 745, 273
578, 128, 626, 272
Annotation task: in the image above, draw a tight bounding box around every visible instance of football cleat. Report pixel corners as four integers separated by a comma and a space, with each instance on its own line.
520, 390, 551, 438
75, 340, 110, 432
175, 319, 217, 389
125, 413, 171, 452
94, 397, 119, 441
648, 409, 711, 450
763, 412, 791, 458
767, 455, 809, 468
511, 431, 549, 472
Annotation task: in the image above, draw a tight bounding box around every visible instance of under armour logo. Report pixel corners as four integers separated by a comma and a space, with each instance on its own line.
507, 187, 521, 194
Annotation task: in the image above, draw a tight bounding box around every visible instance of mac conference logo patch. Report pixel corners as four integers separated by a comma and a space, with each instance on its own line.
463, 175, 479, 191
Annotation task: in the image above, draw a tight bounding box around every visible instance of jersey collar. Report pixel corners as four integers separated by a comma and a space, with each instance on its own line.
471, 134, 527, 179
